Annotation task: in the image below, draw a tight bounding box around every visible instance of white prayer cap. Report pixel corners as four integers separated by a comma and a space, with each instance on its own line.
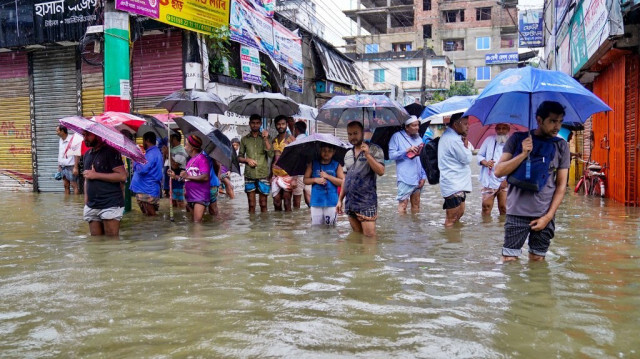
405, 115, 419, 126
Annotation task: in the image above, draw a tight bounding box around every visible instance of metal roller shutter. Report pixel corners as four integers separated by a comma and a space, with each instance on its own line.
81, 46, 104, 117
0, 52, 33, 191
32, 47, 79, 192
132, 31, 184, 115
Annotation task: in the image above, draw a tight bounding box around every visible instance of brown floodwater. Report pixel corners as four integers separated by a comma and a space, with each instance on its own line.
1, 164, 639, 358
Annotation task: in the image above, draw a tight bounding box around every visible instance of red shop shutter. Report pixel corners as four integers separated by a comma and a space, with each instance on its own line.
132, 30, 184, 115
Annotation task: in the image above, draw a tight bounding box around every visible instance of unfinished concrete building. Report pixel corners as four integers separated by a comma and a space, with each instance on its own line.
343, 0, 519, 95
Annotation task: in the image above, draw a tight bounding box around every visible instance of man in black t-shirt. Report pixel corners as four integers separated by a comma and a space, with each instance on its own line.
82, 131, 127, 236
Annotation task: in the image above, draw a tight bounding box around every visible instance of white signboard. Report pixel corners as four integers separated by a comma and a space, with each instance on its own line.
207, 82, 254, 126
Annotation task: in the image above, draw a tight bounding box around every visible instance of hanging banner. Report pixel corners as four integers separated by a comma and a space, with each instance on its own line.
273, 20, 303, 77
157, 0, 229, 34
33, 0, 101, 43
518, 9, 543, 48
247, 0, 274, 17
240, 45, 262, 85
116, 0, 159, 19
230, 0, 274, 55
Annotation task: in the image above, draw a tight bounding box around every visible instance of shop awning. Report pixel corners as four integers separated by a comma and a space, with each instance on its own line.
313, 40, 364, 90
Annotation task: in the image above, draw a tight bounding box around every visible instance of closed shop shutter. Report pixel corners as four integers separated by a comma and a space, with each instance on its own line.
132, 31, 183, 115
0, 52, 33, 191
81, 45, 104, 117
625, 55, 639, 206
32, 47, 79, 193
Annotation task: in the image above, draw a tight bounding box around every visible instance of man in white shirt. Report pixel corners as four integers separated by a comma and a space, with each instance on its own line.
477, 123, 511, 216
292, 120, 310, 208
438, 113, 472, 228
56, 125, 79, 195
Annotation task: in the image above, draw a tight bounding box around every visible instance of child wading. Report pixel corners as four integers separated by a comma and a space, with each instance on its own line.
304, 144, 344, 225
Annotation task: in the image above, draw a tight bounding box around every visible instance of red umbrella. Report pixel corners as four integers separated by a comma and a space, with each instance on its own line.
467, 116, 527, 149
59, 116, 147, 164
92, 112, 146, 137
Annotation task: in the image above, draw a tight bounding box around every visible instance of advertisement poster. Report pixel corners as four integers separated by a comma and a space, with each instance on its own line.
116, 0, 159, 19
284, 70, 303, 93
157, 0, 229, 34
240, 45, 262, 85
247, 0, 274, 17
273, 20, 304, 78
518, 9, 543, 48
230, 0, 274, 55
582, 0, 611, 58
569, 4, 588, 74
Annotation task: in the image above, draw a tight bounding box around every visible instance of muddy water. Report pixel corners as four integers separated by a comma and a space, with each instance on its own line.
1, 164, 639, 358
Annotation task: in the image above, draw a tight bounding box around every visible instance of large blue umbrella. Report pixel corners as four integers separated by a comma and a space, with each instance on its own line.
463, 67, 611, 128
421, 95, 477, 123
317, 94, 410, 130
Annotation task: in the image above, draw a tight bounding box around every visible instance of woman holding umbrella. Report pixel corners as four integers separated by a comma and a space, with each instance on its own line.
168, 135, 211, 223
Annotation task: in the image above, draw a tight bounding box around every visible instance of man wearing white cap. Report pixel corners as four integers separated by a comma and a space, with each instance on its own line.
389, 115, 427, 214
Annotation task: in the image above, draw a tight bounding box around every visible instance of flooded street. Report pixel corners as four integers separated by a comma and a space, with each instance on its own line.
1, 163, 639, 358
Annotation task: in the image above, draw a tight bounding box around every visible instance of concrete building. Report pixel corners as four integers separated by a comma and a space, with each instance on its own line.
343, 0, 519, 93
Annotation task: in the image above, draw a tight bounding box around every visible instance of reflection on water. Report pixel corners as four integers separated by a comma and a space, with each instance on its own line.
1, 164, 639, 357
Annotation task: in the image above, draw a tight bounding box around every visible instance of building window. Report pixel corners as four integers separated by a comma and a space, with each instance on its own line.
401, 67, 419, 81
476, 37, 491, 50
373, 69, 385, 83
443, 9, 464, 23
455, 68, 467, 81
476, 66, 491, 81
501, 35, 516, 48
392, 42, 412, 52
476, 7, 491, 21
443, 39, 464, 52
365, 44, 379, 53
423, 24, 432, 39
423, 0, 431, 11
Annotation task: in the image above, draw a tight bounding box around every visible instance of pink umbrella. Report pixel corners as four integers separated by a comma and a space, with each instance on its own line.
91, 112, 146, 137
59, 116, 147, 164
152, 113, 180, 124
467, 116, 527, 148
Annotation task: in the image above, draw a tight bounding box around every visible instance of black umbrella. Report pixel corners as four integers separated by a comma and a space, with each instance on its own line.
155, 88, 228, 117
276, 133, 351, 176
404, 102, 425, 117
173, 116, 240, 174
370, 126, 402, 160
135, 113, 176, 139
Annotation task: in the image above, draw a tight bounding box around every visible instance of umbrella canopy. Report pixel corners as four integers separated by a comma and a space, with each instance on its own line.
92, 112, 146, 137
135, 114, 176, 139
463, 67, 611, 128
370, 126, 402, 160
173, 116, 239, 174
420, 96, 477, 124
404, 102, 425, 117
155, 88, 228, 117
228, 92, 299, 118
275, 133, 351, 176
317, 94, 410, 129
59, 116, 146, 164
467, 117, 527, 148
293, 104, 318, 122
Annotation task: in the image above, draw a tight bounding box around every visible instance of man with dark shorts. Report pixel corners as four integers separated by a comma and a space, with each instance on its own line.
130, 132, 164, 216
82, 131, 127, 236
336, 121, 385, 237
438, 113, 472, 227
238, 114, 273, 213
495, 101, 570, 262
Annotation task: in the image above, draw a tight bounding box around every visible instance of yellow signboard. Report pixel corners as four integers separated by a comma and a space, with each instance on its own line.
158, 0, 230, 34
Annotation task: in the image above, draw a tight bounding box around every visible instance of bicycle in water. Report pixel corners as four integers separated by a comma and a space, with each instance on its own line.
574, 157, 606, 198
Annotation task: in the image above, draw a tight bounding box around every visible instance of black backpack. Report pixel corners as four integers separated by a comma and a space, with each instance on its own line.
420, 137, 440, 185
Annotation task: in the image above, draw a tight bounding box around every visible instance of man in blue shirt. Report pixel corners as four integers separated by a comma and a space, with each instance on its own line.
438, 113, 472, 227
130, 132, 164, 216
389, 116, 426, 214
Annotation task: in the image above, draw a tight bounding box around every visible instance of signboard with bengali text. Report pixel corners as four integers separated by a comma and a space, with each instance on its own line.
240, 45, 262, 85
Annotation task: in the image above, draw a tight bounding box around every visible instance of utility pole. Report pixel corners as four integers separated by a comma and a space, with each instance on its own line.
420, 46, 427, 105
104, 2, 132, 211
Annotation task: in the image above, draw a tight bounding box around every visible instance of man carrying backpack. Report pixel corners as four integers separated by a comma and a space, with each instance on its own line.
438, 113, 473, 228
494, 101, 569, 262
